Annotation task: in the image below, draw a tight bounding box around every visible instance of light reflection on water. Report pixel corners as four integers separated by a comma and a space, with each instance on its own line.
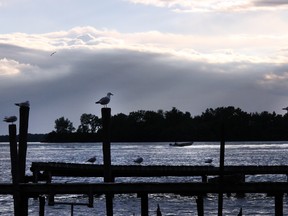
0, 141, 288, 215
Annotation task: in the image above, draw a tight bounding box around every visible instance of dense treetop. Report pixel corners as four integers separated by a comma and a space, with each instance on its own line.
43, 106, 288, 142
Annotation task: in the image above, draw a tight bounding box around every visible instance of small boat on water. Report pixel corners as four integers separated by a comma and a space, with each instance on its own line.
169, 142, 193, 147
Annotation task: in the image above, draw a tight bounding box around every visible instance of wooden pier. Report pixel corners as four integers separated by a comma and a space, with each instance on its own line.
2, 106, 288, 215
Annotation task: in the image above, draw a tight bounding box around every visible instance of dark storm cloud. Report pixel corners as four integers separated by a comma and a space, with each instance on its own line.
0, 38, 287, 134
253, 0, 288, 6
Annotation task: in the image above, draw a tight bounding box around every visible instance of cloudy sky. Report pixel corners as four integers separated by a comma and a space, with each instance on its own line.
1, 0, 288, 135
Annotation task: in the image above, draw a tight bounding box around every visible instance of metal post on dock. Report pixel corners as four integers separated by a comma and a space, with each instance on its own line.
101, 107, 113, 216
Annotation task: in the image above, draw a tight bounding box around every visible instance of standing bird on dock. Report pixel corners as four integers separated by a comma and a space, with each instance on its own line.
156, 204, 162, 216
15, 100, 30, 108
86, 156, 96, 163
204, 158, 213, 164
133, 156, 143, 164
3, 116, 17, 124
95, 92, 113, 107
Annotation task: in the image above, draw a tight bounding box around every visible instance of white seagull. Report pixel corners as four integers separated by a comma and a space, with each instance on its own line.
86, 156, 96, 163
133, 156, 143, 164
95, 92, 113, 107
15, 101, 30, 108
3, 116, 17, 124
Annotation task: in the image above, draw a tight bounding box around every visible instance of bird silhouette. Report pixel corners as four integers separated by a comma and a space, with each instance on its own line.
3, 116, 17, 124
86, 156, 96, 163
96, 92, 113, 107
133, 156, 143, 164
204, 158, 213, 164
15, 101, 30, 108
50, 51, 56, 56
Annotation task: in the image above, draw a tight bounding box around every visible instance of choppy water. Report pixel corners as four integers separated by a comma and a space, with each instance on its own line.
1, 141, 288, 215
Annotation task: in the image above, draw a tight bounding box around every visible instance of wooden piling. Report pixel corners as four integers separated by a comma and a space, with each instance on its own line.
18, 106, 29, 182
140, 193, 149, 216
275, 193, 283, 216
196, 195, 204, 216
17, 106, 30, 216
101, 108, 113, 216
9, 124, 21, 216
39, 196, 45, 216
218, 123, 225, 216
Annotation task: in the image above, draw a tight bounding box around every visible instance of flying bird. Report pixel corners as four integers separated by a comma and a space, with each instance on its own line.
3, 116, 17, 124
86, 156, 96, 163
95, 92, 113, 107
15, 101, 30, 108
133, 156, 143, 164
50, 51, 56, 56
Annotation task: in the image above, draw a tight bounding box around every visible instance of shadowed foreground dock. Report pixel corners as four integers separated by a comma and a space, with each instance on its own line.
3, 106, 288, 216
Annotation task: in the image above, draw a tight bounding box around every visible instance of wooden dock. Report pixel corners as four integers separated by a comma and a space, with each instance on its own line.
3, 106, 288, 216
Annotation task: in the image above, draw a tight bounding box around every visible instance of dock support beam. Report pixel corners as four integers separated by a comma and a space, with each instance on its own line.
196, 195, 204, 216
275, 193, 283, 216
9, 124, 20, 216
140, 193, 149, 216
218, 123, 225, 216
101, 108, 113, 216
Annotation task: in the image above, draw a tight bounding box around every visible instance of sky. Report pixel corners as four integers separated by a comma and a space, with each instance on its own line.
1, 0, 288, 135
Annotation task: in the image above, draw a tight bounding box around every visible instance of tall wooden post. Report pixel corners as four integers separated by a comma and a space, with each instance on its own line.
218, 123, 225, 216
9, 124, 21, 216
18, 106, 29, 182
18, 106, 30, 216
140, 193, 149, 216
101, 108, 113, 216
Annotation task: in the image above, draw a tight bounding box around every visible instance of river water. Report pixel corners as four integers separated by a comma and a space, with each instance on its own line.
1, 141, 288, 215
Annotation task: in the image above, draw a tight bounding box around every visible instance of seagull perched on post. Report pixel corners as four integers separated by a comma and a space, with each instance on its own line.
95, 92, 113, 107
86, 156, 96, 163
15, 101, 30, 108
3, 116, 17, 124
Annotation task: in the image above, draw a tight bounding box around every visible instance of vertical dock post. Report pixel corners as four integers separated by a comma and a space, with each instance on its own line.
218, 123, 225, 216
18, 105, 30, 216
39, 196, 45, 216
101, 108, 113, 216
18, 105, 29, 182
9, 124, 21, 216
140, 193, 149, 216
275, 193, 283, 216
196, 195, 204, 216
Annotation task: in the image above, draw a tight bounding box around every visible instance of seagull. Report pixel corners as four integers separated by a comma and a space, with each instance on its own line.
15, 101, 30, 108
86, 156, 96, 163
204, 158, 213, 164
95, 92, 113, 107
133, 156, 143, 164
3, 116, 17, 124
50, 51, 56, 56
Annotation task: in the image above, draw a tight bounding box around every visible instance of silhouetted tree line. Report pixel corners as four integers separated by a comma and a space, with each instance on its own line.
42, 106, 288, 142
